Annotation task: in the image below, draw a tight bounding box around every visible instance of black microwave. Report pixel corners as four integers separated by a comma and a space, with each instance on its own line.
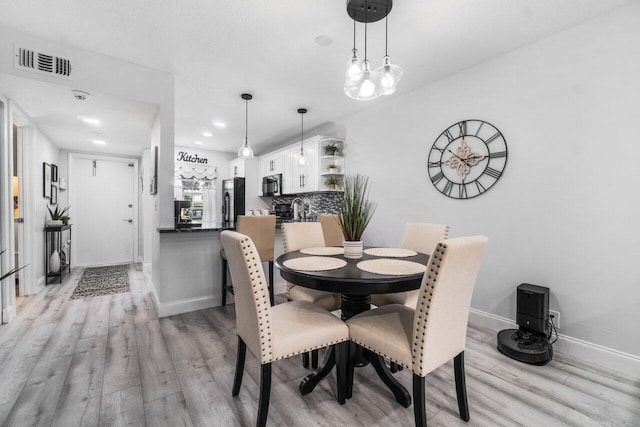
262, 174, 282, 196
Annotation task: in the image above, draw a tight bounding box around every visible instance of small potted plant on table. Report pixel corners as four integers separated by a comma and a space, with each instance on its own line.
47, 205, 70, 227
337, 174, 377, 259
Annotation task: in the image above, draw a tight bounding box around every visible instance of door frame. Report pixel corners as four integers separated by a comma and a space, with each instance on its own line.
68, 152, 139, 267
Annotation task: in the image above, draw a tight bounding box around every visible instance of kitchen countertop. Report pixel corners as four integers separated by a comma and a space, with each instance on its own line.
157, 222, 235, 233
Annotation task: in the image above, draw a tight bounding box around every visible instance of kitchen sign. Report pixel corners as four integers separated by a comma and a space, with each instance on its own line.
176, 151, 209, 164
175, 148, 217, 180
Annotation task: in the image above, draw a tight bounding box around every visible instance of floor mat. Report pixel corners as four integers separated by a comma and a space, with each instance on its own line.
70, 264, 130, 299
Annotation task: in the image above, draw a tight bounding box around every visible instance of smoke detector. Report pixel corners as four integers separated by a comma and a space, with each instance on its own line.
71, 89, 91, 101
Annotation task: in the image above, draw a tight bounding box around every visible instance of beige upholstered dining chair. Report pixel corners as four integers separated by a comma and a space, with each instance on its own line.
346, 236, 488, 427
318, 214, 343, 247
282, 222, 342, 368
281, 222, 341, 311
221, 215, 276, 306
371, 223, 449, 308
221, 231, 349, 427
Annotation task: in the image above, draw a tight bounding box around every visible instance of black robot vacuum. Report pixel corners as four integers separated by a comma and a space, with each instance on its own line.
497, 284, 555, 365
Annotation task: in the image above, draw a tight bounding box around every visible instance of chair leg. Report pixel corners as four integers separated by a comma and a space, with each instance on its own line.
413, 374, 427, 427
302, 352, 310, 368
257, 363, 272, 427
454, 351, 470, 422
268, 261, 274, 306
232, 336, 246, 396
221, 258, 228, 307
335, 341, 349, 404
346, 342, 355, 399
311, 349, 319, 369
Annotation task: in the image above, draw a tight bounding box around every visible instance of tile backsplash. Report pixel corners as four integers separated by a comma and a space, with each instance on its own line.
272, 192, 343, 220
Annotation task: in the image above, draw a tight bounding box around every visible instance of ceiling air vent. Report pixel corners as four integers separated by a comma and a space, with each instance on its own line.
15, 46, 72, 79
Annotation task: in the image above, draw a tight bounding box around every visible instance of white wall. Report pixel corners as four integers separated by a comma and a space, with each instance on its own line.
337, 3, 640, 357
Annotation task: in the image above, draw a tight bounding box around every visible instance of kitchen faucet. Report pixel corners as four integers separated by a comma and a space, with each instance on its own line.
290, 198, 304, 221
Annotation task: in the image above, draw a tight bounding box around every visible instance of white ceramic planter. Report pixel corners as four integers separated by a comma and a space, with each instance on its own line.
50, 250, 61, 273
343, 240, 363, 259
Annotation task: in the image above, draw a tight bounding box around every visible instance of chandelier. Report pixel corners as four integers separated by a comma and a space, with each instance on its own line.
344, 0, 403, 101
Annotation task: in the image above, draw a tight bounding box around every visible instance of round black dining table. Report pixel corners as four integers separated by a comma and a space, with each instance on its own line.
275, 248, 429, 406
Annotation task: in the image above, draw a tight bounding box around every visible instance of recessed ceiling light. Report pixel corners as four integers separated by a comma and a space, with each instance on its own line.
194, 140, 203, 145
201, 131, 213, 137
79, 116, 100, 125
213, 121, 226, 128
89, 139, 106, 145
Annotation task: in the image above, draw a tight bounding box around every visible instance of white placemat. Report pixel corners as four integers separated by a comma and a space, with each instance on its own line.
300, 247, 345, 256
283, 256, 347, 271
364, 247, 418, 257
357, 259, 426, 276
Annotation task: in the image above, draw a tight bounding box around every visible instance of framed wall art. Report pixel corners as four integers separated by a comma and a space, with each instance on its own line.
43, 162, 51, 199
51, 184, 58, 205
150, 146, 158, 195
51, 164, 58, 182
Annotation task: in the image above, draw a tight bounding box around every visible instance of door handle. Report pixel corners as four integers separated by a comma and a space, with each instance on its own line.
14, 218, 24, 223
124, 219, 133, 223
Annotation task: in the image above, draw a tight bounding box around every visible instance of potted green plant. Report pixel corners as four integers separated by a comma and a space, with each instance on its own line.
324, 143, 339, 156
326, 163, 339, 174
47, 205, 70, 227
337, 174, 377, 259
324, 176, 340, 190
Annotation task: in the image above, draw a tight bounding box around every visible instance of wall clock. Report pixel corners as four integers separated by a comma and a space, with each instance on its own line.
427, 119, 508, 199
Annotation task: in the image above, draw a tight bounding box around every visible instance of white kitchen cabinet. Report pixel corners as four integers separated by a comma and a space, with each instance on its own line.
286, 138, 319, 194
230, 158, 245, 178
259, 152, 284, 178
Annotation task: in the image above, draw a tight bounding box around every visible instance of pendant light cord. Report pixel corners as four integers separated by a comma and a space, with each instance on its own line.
353, 19, 356, 50
245, 98, 248, 144
364, 0, 368, 60
300, 112, 304, 153
385, 13, 388, 56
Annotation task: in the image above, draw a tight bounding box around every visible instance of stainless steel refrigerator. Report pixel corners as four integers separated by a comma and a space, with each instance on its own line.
222, 177, 245, 224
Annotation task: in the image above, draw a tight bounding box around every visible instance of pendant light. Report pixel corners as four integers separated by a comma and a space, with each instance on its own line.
373, 13, 403, 95
344, 19, 362, 89
344, 0, 400, 101
238, 93, 254, 159
344, 1, 380, 100
297, 108, 307, 166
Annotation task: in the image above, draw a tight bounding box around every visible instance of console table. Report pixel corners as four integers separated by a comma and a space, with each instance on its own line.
44, 224, 72, 284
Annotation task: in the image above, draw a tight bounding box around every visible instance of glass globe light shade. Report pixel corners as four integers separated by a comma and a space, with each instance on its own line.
238, 138, 254, 158
374, 56, 404, 96
298, 154, 306, 166
346, 60, 379, 101
345, 49, 362, 85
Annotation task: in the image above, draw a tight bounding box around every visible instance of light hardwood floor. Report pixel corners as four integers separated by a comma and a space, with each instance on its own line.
0, 265, 638, 426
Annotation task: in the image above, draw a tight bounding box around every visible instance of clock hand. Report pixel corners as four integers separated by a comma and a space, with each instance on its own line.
447, 149, 465, 162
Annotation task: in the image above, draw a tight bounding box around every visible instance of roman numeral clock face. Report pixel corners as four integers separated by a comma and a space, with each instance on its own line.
428, 120, 508, 199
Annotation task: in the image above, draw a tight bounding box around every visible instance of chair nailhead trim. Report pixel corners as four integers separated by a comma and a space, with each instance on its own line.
270, 337, 349, 363
412, 241, 447, 376
351, 338, 411, 371
239, 236, 273, 363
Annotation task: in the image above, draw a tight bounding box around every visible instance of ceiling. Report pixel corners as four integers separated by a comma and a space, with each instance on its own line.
0, 0, 634, 156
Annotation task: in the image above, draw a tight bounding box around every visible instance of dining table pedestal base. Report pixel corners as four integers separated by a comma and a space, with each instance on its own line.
299, 293, 411, 407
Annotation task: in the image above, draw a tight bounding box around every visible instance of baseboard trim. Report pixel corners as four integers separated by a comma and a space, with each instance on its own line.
1, 305, 16, 323
469, 308, 640, 382
155, 295, 219, 318
142, 263, 152, 274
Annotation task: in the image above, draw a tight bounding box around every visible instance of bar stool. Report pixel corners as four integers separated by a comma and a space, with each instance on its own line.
221, 215, 276, 306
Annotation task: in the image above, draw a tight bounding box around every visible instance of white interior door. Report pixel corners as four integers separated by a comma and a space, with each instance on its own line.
70, 155, 138, 267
